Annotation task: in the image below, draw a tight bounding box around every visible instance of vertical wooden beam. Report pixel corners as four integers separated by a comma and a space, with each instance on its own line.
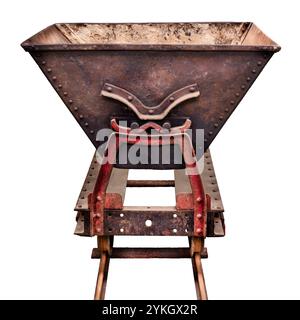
190, 237, 208, 300
94, 236, 112, 300
193, 253, 208, 300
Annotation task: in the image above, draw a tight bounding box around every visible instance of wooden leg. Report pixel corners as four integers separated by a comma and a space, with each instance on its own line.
190, 237, 208, 300
192, 253, 208, 300
94, 236, 112, 300
94, 252, 109, 300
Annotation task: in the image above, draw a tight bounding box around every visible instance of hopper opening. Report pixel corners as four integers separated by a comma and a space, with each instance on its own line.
22, 22, 279, 49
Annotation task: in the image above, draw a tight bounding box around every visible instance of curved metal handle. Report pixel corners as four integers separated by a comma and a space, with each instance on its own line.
101, 83, 200, 120
110, 118, 192, 134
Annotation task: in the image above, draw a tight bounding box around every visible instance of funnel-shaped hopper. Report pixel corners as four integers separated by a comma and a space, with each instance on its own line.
22, 22, 280, 166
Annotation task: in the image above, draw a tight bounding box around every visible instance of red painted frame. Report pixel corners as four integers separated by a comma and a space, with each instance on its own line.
89, 119, 207, 237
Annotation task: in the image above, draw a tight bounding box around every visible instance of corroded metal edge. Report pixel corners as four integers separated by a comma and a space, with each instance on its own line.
202, 150, 224, 212
21, 22, 280, 52
74, 148, 225, 237
22, 44, 281, 52
29, 51, 274, 153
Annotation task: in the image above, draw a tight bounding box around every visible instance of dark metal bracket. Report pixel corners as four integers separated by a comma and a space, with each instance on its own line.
101, 83, 200, 120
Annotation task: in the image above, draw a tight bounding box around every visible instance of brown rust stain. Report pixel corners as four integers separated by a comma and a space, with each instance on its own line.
56, 23, 250, 45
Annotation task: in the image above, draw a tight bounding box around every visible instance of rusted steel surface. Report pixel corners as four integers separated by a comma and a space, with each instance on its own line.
22, 23, 280, 169
91, 247, 208, 259
202, 150, 224, 212
25, 50, 275, 164
88, 158, 114, 235
22, 22, 280, 51
175, 149, 225, 237
104, 206, 193, 236
74, 148, 224, 237
174, 133, 207, 236
84, 120, 206, 236
75, 157, 128, 212
22, 23, 280, 300
101, 83, 200, 120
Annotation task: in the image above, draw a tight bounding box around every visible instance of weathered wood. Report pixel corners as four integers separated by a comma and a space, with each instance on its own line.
94, 236, 112, 300
127, 180, 175, 187
193, 253, 208, 300
92, 247, 208, 259
190, 237, 208, 300
94, 252, 109, 300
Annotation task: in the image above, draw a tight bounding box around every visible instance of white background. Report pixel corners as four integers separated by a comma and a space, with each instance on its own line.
0, 0, 299, 300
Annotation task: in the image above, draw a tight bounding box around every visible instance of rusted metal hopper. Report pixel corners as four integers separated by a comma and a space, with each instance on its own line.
21, 22, 280, 168
21, 23, 280, 300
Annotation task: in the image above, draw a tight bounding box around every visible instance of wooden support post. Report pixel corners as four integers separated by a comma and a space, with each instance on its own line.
190, 237, 208, 300
94, 236, 112, 300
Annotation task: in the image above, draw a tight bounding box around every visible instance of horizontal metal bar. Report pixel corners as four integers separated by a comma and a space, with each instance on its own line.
126, 180, 175, 187
92, 247, 208, 259
113, 205, 188, 213
104, 206, 193, 236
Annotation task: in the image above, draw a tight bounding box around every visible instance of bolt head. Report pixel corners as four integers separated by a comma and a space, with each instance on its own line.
196, 197, 201, 202
127, 95, 133, 101
162, 122, 171, 130
107, 86, 112, 92
196, 228, 202, 234
130, 122, 139, 129
148, 109, 154, 114
96, 196, 101, 201
189, 87, 195, 92
197, 213, 202, 219
169, 96, 175, 102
